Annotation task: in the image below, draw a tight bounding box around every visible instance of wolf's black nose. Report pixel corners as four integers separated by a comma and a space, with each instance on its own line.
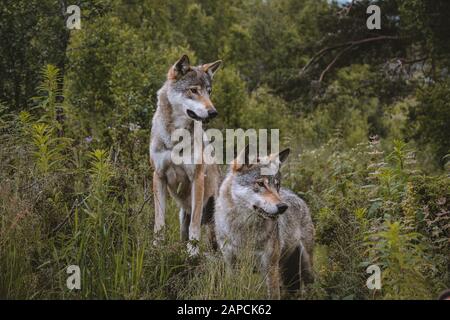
276, 203, 288, 214
208, 109, 218, 119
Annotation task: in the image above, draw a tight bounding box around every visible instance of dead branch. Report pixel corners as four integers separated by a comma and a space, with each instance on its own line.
50, 198, 80, 235
300, 35, 400, 82
135, 177, 151, 216
136, 196, 151, 216
300, 43, 348, 76
400, 56, 429, 65
319, 44, 355, 82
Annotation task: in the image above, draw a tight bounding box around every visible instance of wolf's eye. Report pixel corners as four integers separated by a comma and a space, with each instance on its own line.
207, 87, 212, 95
256, 180, 265, 188
190, 88, 199, 95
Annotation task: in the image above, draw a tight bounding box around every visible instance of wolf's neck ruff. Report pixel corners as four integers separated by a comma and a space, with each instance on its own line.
156, 84, 195, 147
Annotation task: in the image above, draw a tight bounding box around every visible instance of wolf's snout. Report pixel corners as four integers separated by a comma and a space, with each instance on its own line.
276, 203, 288, 214
186, 109, 202, 121
207, 109, 218, 119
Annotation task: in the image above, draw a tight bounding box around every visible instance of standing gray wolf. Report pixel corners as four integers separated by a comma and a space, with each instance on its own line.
149, 54, 222, 255
215, 146, 315, 299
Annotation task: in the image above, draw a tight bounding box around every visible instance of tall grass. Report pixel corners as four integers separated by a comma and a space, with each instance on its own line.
181, 241, 267, 300
0, 65, 448, 299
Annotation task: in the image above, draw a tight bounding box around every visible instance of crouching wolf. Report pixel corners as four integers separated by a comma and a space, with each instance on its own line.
150, 55, 222, 255
215, 146, 315, 299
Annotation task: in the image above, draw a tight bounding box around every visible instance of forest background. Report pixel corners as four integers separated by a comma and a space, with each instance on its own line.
0, 0, 449, 299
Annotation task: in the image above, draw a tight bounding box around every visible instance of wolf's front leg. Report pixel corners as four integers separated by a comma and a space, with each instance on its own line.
266, 260, 281, 299
179, 208, 190, 242
188, 164, 205, 256
263, 237, 281, 299
153, 171, 167, 245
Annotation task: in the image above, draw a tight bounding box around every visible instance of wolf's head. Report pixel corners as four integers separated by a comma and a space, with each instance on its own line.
165, 54, 222, 122
228, 145, 291, 219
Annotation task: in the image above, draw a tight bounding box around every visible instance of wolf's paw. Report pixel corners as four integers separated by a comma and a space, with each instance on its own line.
187, 241, 200, 257
152, 233, 165, 247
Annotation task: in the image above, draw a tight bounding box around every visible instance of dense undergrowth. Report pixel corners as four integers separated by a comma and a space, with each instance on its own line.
1, 0, 450, 300
1, 64, 448, 300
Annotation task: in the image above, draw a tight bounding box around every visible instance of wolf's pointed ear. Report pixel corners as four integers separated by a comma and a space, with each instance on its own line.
202, 60, 222, 78
232, 144, 253, 172
169, 54, 191, 79
277, 148, 290, 164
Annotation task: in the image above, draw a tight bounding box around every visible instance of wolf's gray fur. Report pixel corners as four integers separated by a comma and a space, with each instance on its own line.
149, 55, 222, 255
215, 148, 315, 299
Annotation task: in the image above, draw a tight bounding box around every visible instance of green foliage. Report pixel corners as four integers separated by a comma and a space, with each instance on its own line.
366, 220, 431, 299
29, 123, 67, 174
284, 133, 448, 299
408, 80, 450, 164
1, 0, 449, 300
241, 86, 291, 130
0, 0, 68, 109
209, 66, 249, 129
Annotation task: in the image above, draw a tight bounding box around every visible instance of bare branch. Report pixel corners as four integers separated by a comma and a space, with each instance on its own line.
401, 56, 429, 65
319, 44, 355, 82
136, 195, 152, 216
135, 177, 151, 216
300, 43, 348, 76
300, 35, 400, 81
50, 198, 80, 235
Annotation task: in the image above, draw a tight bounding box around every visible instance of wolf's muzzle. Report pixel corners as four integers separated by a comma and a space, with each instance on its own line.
186, 109, 203, 121
254, 203, 288, 220
276, 203, 288, 214
207, 109, 218, 119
